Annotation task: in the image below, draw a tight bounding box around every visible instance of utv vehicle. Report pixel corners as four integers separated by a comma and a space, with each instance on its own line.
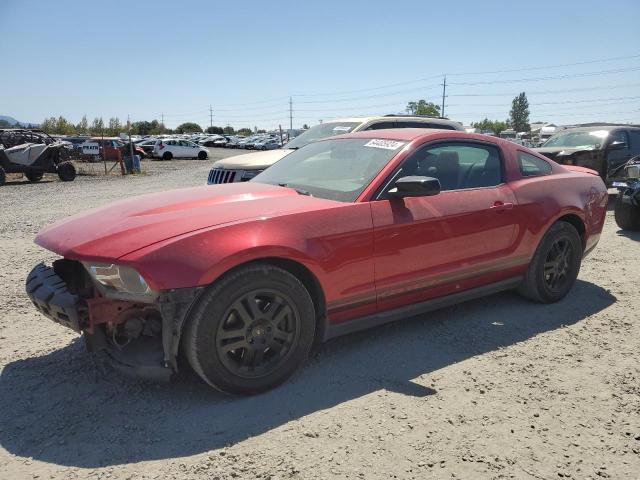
0, 129, 76, 186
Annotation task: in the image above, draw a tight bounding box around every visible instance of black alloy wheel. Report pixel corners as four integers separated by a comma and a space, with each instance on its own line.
518, 221, 582, 303
216, 289, 300, 378
542, 238, 573, 293
183, 263, 315, 394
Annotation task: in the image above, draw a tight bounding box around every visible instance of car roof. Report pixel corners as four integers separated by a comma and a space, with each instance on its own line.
322, 115, 463, 129
334, 128, 498, 143
556, 125, 640, 133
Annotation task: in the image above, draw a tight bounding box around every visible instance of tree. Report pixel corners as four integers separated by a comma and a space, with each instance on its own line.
76, 115, 89, 134
40, 117, 57, 133
55, 116, 75, 135
509, 92, 530, 132
302, 124, 310, 129
175, 122, 202, 134
107, 117, 122, 136
471, 118, 510, 136
90, 117, 105, 135
223, 126, 235, 135
0, 119, 11, 128
206, 126, 223, 134
236, 128, 252, 136
406, 100, 441, 117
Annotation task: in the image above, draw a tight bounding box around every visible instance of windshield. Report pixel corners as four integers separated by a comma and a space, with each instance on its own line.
543, 130, 609, 149
252, 138, 405, 202
284, 122, 360, 149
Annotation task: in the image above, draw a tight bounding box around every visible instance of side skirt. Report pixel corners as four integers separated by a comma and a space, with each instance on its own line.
323, 276, 523, 341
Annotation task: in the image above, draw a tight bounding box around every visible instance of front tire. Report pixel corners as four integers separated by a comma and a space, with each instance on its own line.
614, 193, 640, 231
198, 151, 207, 160
26, 170, 44, 182
518, 221, 582, 303
0, 166, 5, 186
57, 162, 76, 182
162, 151, 173, 161
183, 264, 315, 395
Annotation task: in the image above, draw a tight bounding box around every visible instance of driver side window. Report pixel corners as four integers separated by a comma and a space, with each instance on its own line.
397, 142, 503, 191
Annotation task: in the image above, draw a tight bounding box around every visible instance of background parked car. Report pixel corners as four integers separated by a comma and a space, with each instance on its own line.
135, 139, 158, 157
152, 138, 208, 160
207, 115, 464, 184
253, 137, 281, 150
535, 125, 640, 184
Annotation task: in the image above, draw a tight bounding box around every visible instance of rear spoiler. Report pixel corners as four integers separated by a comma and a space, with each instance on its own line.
564, 165, 600, 176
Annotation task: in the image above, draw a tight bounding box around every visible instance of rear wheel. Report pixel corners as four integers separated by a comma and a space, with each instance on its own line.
162, 151, 173, 160
25, 170, 44, 182
0, 166, 5, 186
518, 221, 582, 303
614, 193, 640, 231
198, 151, 207, 160
183, 264, 315, 394
57, 162, 76, 182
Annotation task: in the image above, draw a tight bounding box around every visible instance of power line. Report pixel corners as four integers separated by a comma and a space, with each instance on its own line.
450, 82, 640, 97
447, 65, 640, 86
290, 53, 640, 97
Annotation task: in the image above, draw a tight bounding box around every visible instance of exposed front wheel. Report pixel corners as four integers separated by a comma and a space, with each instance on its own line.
614, 193, 640, 231
183, 264, 315, 394
198, 151, 207, 160
518, 221, 582, 303
162, 152, 173, 160
57, 162, 76, 182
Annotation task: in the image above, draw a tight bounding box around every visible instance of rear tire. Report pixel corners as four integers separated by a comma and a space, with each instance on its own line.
0, 166, 5, 186
162, 152, 173, 161
518, 221, 582, 303
183, 264, 315, 395
25, 170, 44, 182
198, 151, 207, 160
614, 193, 640, 231
57, 162, 76, 182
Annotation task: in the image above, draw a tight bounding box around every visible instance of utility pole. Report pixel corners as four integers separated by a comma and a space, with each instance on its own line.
289, 96, 293, 132
209, 105, 213, 128
161, 113, 164, 128
441, 75, 447, 118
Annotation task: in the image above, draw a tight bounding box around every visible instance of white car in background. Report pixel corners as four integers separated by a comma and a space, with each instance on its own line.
152, 138, 209, 160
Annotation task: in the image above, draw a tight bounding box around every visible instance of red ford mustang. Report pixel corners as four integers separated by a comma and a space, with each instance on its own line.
27, 129, 608, 394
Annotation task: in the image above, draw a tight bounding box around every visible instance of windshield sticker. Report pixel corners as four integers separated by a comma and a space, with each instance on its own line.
332, 126, 352, 132
363, 139, 405, 150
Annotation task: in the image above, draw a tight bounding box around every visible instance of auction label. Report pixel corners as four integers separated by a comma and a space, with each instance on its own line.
364, 139, 405, 150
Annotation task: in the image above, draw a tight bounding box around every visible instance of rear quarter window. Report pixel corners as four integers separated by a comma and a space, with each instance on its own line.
518, 151, 552, 177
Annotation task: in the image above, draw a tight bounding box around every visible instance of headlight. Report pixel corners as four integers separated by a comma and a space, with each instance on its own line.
82, 262, 151, 295
242, 169, 264, 181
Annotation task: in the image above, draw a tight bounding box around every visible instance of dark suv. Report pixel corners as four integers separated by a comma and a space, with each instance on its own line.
536, 126, 640, 184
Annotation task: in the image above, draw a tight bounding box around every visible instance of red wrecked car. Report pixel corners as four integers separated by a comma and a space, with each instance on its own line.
26, 129, 608, 394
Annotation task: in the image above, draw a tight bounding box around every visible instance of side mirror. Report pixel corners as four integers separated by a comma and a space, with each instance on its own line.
389, 176, 441, 198
608, 140, 627, 150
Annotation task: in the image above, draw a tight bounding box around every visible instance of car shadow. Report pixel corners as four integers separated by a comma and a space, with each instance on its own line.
0, 280, 615, 468
1, 179, 55, 187
616, 228, 640, 241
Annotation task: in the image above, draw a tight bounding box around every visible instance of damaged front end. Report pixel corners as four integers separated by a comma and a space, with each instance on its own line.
25, 259, 201, 382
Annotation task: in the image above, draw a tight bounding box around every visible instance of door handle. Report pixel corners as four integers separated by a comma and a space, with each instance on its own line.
490, 201, 514, 212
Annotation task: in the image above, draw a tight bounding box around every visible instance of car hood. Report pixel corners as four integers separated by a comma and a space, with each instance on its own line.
535, 146, 597, 155
35, 182, 339, 261
213, 149, 294, 170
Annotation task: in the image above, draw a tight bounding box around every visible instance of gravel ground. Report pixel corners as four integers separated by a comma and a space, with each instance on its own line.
0, 149, 638, 480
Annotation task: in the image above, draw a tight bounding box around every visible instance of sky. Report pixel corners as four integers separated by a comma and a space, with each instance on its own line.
1, 0, 639, 130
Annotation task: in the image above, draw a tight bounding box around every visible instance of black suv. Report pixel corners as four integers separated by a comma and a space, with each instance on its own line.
536, 125, 640, 184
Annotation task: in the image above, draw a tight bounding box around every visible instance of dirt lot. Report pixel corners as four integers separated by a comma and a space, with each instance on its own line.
0, 150, 638, 480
